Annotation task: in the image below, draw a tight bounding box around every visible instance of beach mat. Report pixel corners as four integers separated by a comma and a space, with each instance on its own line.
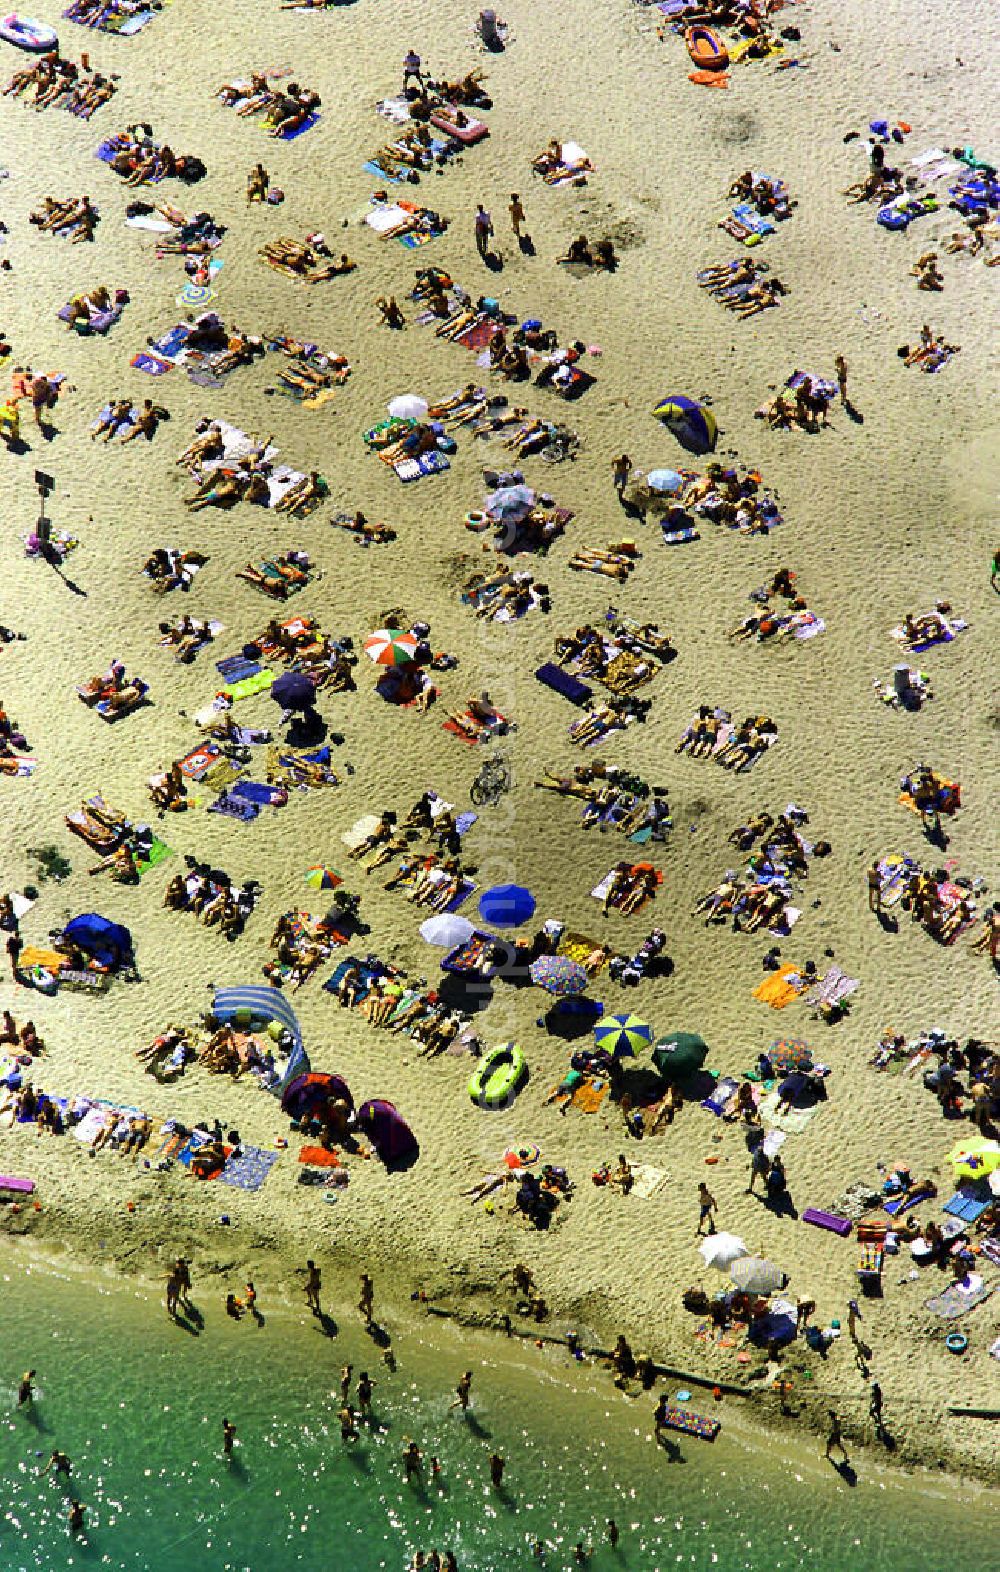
297, 1145, 341, 1167
628, 1162, 670, 1199
759, 1090, 821, 1133
218, 1145, 280, 1191
924, 1280, 994, 1319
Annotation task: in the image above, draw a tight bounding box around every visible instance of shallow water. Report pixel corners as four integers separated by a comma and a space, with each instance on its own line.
0, 1260, 992, 1571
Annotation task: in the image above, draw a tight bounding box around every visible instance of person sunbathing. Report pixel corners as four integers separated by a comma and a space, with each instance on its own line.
92, 398, 133, 440
693, 877, 739, 922
269, 89, 321, 137
149, 761, 187, 811
120, 397, 167, 443
184, 470, 245, 510
177, 422, 224, 468
619, 867, 657, 916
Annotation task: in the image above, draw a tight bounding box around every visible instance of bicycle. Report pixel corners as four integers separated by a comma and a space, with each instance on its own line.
470, 752, 512, 807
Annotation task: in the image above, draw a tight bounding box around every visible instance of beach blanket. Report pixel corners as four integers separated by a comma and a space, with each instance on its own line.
924, 1280, 994, 1320
135, 837, 173, 877
628, 1162, 670, 1199
218, 1145, 280, 1191
759, 1089, 821, 1133
802, 965, 860, 1012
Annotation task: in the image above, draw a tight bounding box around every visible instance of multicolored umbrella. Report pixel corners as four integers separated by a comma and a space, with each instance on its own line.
768, 1037, 814, 1073
593, 1013, 653, 1059
529, 954, 588, 997
363, 628, 418, 667
304, 866, 341, 891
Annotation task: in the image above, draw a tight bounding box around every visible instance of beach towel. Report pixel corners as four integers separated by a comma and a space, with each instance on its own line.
924, 1280, 994, 1319
135, 837, 173, 877
208, 794, 259, 822
752, 965, 805, 1009
273, 111, 320, 141
218, 1145, 280, 1191
628, 1163, 670, 1199
882, 1191, 928, 1218
223, 668, 277, 701
701, 1076, 738, 1115
229, 780, 287, 807
942, 1187, 993, 1223
567, 1079, 606, 1114
297, 1144, 342, 1167
535, 662, 593, 705
323, 956, 381, 1004
803, 965, 860, 1011
17, 946, 69, 973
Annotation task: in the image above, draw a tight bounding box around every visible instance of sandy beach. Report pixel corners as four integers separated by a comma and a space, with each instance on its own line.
1, 0, 997, 1505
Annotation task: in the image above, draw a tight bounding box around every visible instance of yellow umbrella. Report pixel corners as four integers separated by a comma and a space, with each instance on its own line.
945, 1138, 1000, 1179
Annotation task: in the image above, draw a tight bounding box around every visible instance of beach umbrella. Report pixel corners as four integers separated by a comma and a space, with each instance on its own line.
478, 883, 536, 928
768, 1037, 814, 1073
730, 1256, 786, 1295
543, 995, 604, 1039
646, 468, 685, 494
699, 1232, 749, 1271
989, 1169, 1000, 1196
388, 393, 428, 421
485, 484, 536, 522
357, 1098, 419, 1166
945, 1138, 1000, 1179
653, 393, 718, 454
281, 1071, 354, 1120
529, 954, 588, 996
363, 628, 418, 667
61, 913, 133, 970
271, 671, 317, 711
593, 1012, 653, 1059
419, 913, 475, 947
652, 1031, 709, 1080
304, 866, 340, 891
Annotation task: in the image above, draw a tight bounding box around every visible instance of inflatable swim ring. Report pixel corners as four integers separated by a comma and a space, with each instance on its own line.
0, 13, 58, 50
685, 26, 729, 72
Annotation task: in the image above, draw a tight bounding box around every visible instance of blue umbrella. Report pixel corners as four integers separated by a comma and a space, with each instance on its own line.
652, 394, 718, 454
271, 671, 317, 711
478, 884, 536, 928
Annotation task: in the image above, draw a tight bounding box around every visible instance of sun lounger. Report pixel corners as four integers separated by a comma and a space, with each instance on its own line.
856, 1220, 887, 1296
942, 1186, 993, 1223
925, 1279, 994, 1319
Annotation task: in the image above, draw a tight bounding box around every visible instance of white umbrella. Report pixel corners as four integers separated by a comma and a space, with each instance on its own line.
730, 1255, 786, 1295
646, 468, 685, 494
419, 914, 475, 948
989, 1169, 1000, 1196
388, 394, 428, 421
699, 1232, 749, 1271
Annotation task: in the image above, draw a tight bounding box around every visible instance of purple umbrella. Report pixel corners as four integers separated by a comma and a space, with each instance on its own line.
358, 1098, 419, 1167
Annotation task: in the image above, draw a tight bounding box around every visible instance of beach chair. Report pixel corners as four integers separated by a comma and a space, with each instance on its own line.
856, 1220, 886, 1297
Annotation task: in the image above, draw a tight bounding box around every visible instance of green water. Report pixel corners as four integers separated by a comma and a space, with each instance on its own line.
0, 1259, 992, 1571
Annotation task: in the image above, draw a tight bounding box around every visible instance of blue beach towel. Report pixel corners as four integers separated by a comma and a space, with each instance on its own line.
218, 1145, 280, 1192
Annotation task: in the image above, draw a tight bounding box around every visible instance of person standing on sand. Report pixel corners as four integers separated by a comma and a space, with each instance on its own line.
834, 354, 849, 405
449, 1371, 473, 1412
612, 454, 632, 496
475, 204, 494, 260
696, 1182, 718, 1235
847, 1298, 863, 1343
867, 862, 882, 915
824, 1410, 848, 1463
509, 192, 526, 239
304, 1260, 322, 1316
869, 1380, 885, 1437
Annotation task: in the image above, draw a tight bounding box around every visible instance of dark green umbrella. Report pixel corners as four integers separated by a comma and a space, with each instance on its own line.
652, 1031, 709, 1080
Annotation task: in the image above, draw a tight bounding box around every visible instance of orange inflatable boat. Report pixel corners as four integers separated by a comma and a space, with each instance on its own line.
685, 26, 729, 72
